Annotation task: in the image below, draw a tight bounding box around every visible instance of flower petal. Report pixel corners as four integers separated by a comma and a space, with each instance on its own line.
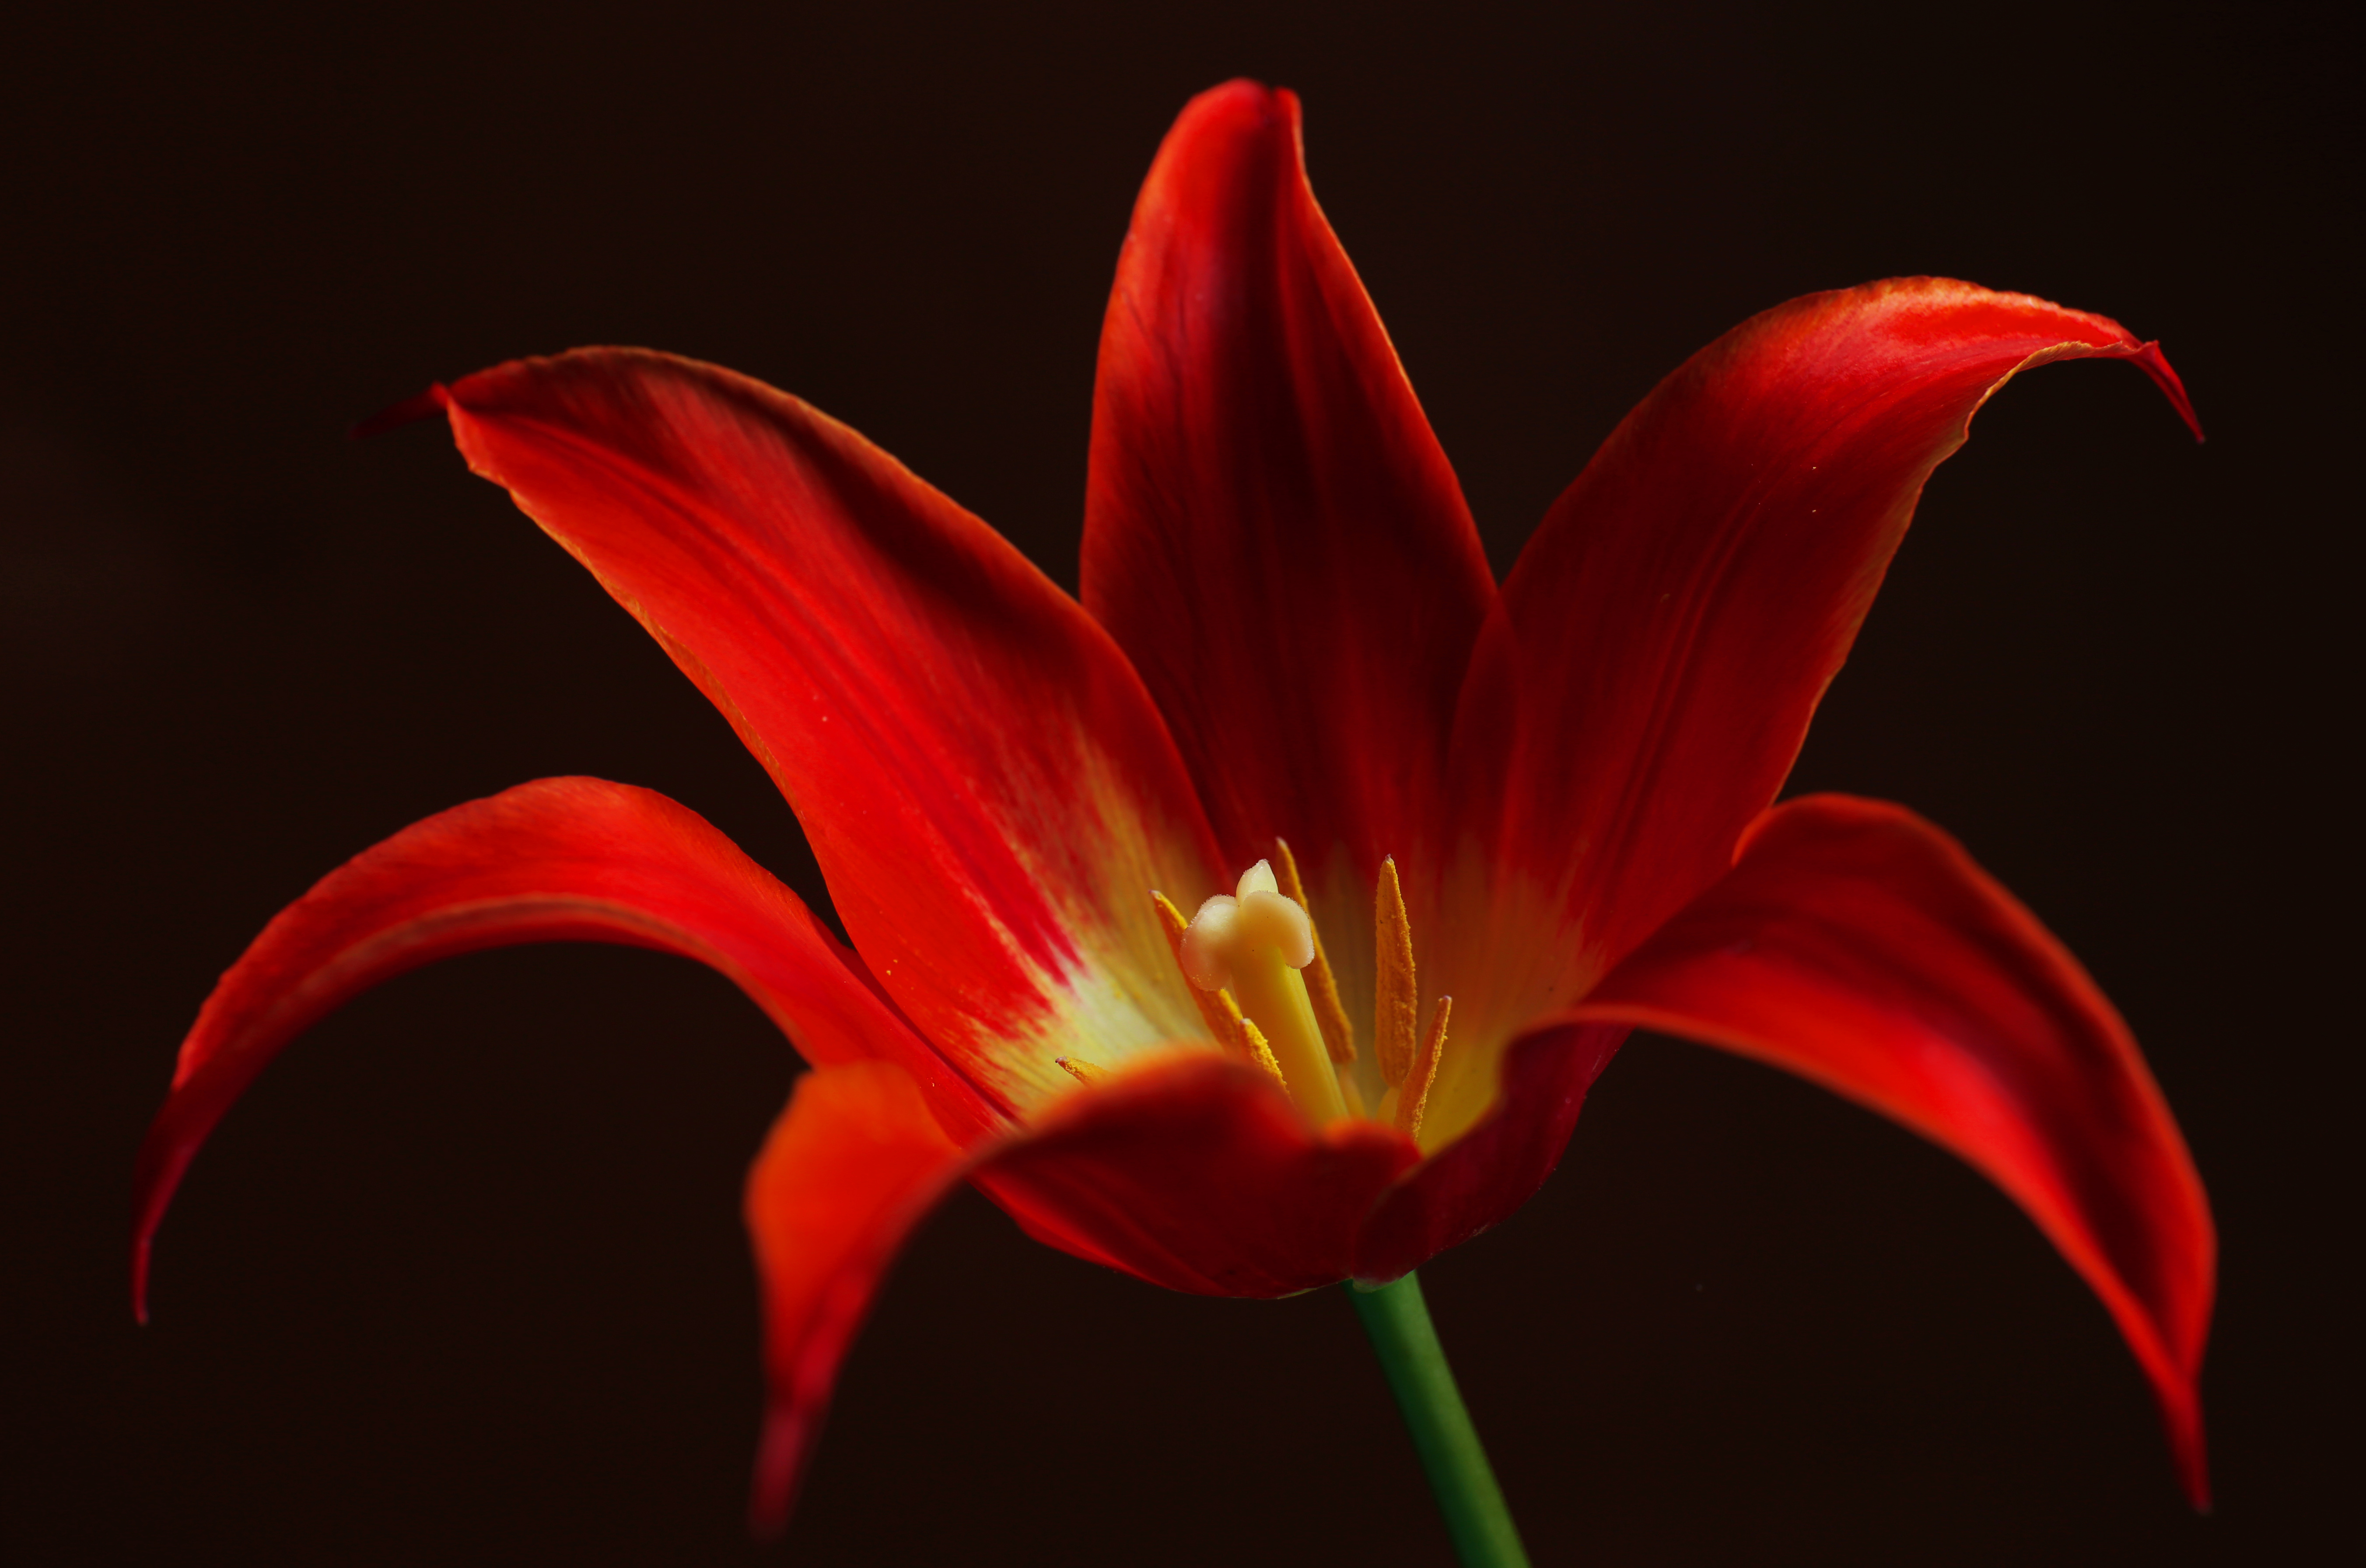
1082, 80, 1497, 905
973, 1051, 1421, 1296
436, 351, 1227, 1113
1351, 1020, 1629, 1284
1486, 279, 2202, 984
743, 1060, 966, 1534
1571, 794, 2214, 1505
750, 1051, 1424, 1527
131, 777, 989, 1321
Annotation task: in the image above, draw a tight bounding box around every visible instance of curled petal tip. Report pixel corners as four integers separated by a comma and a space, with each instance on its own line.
350, 383, 451, 440
2167, 1394, 2212, 1512
2128, 340, 2205, 443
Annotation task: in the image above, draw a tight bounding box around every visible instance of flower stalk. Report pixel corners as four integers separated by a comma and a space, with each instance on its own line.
1350, 1271, 1530, 1568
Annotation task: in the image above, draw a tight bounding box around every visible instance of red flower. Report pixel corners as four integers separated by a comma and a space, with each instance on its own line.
133, 80, 2214, 1528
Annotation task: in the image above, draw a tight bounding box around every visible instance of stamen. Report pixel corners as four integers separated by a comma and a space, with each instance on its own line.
1237, 1017, 1289, 1090
1375, 857, 1419, 1088
1152, 889, 1249, 1051
1201, 986, 1249, 1054
1057, 1056, 1110, 1085
1271, 837, 1357, 1066
1395, 995, 1451, 1140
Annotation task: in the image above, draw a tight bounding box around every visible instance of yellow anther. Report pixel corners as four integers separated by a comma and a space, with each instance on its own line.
1272, 837, 1356, 1066
1237, 1017, 1289, 1091
1057, 1056, 1110, 1085
1153, 889, 1250, 1051
1395, 995, 1451, 1140
1207, 986, 1248, 1049
1375, 857, 1419, 1088
1151, 888, 1190, 940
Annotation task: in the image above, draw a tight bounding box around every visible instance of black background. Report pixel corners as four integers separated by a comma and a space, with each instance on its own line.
4, 2, 2350, 1563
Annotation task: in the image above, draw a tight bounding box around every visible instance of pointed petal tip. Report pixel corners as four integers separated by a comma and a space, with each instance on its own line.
1186, 75, 1289, 120
746, 1402, 814, 1540
1491, 277, 2207, 977
130, 1237, 151, 1326
129, 1086, 214, 1332
2166, 1388, 2212, 1512
2128, 340, 2206, 443
1580, 795, 2215, 1503
350, 383, 451, 440
1086, 74, 1493, 882
740, 1061, 970, 1540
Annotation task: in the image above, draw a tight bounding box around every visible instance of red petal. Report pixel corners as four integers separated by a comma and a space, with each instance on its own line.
743, 1060, 966, 1534
1352, 1020, 1628, 1284
755, 1052, 1423, 1527
438, 353, 1227, 1113
1573, 795, 2214, 1505
1486, 279, 2202, 983
131, 777, 990, 1321
1082, 80, 1497, 903
973, 1052, 1421, 1296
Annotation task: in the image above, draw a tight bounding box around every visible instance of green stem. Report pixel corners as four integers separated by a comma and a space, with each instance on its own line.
1348, 1271, 1530, 1568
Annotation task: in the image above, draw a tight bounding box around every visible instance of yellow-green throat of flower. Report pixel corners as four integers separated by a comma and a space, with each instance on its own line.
1062, 840, 1449, 1140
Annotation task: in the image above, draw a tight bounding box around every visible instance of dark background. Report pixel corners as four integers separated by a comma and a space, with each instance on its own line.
4, 2, 2349, 1563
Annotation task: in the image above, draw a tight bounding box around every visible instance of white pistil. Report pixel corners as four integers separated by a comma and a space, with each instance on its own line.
1179, 861, 1313, 988
1179, 860, 1343, 1120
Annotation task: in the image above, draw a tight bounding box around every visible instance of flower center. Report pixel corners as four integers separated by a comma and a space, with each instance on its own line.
1144, 842, 1451, 1138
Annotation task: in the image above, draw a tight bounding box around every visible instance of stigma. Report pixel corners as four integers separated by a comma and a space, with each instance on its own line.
1153, 845, 1450, 1142
1177, 861, 1313, 988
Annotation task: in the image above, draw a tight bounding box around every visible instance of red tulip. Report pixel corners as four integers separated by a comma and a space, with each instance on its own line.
133, 79, 2214, 1532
